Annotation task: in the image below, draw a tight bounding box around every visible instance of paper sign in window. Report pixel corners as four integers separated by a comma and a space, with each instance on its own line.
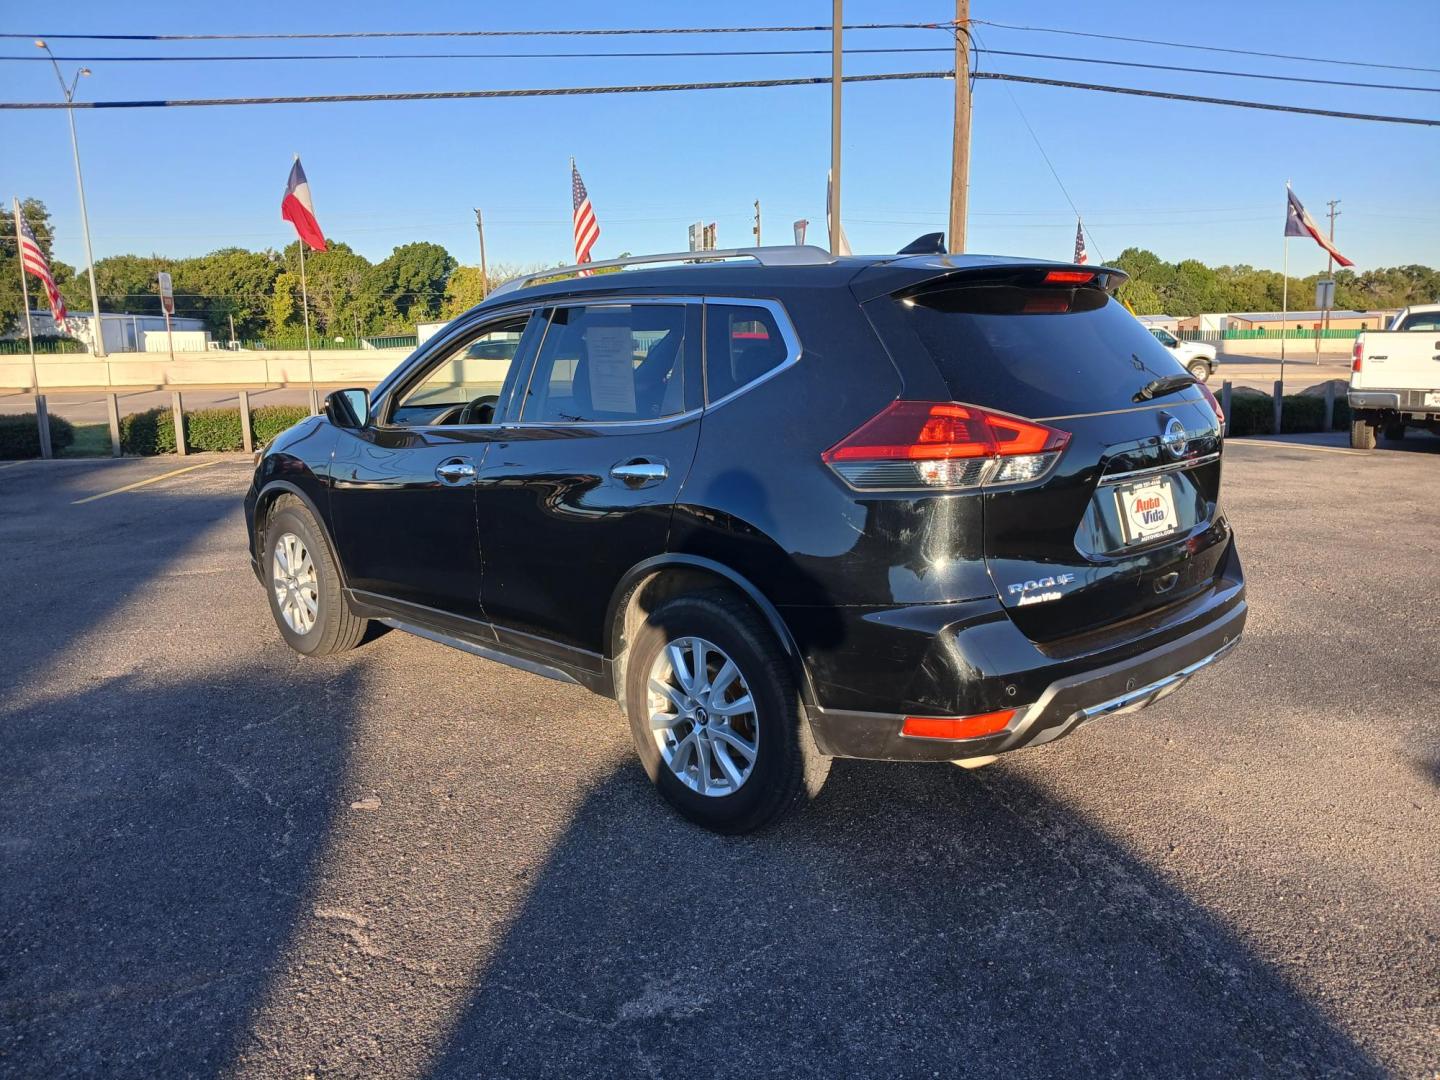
585, 326, 637, 413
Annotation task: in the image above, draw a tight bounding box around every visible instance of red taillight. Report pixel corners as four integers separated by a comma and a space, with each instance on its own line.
1043, 270, 1094, 284
1352, 340, 1363, 372
1195, 380, 1224, 427
902, 709, 1016, 741
822, 401, 1070, 490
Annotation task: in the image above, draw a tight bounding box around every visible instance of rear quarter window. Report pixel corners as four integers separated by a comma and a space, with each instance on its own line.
705, 304, 790, 402
900, 286, 1191, 418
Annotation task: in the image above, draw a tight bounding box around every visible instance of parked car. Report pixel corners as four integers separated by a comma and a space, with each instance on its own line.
1148, 326, 1219, 381
245, 245, 1245, 832
1348, 303, 1440, 449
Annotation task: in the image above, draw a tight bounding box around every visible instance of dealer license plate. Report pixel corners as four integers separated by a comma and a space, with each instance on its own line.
1115, 479, 1180, 545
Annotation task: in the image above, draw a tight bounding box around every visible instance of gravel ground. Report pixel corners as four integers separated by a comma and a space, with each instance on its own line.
0, 439, 1436, 1079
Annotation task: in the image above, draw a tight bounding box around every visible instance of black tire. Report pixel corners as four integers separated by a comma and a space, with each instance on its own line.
262, 496, 369, 656
623, 589, 829, 833
1349, 417, 1377, 450
1187, 361, 1211, 383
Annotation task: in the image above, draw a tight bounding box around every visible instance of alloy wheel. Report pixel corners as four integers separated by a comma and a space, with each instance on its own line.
271, 531, 319, 635
646, 636, 760, 797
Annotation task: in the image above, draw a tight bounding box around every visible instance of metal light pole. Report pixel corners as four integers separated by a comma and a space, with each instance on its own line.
829, 1, 843, 255
35, 40, 106, 357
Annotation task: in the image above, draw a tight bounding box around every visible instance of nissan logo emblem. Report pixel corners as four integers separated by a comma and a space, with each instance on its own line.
1160, 416, 1188, 459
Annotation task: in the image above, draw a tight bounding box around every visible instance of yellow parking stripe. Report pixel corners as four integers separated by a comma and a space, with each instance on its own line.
0, 460, 32, 471
1226, 439, 1366, 456
71, 460, 222, 504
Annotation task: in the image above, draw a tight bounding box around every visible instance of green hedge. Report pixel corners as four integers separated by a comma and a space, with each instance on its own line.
0, 413, 75, 458
1225, 393, 1350, 437
119, 404, 310, 455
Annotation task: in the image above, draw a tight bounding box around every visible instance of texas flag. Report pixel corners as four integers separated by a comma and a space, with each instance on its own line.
281, 158, 327, 252
1285, 186, 1351, 267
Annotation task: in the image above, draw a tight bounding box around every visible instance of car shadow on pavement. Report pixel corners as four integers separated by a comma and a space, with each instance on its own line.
425, 758, 1386, 1080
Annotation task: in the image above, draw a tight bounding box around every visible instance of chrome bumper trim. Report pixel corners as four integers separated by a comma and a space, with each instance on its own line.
1072, 636, 1239, 725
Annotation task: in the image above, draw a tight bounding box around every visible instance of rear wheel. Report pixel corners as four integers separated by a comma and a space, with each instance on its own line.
1186, 360, 1211, 383
1350, 416, 1377, 450
263, 498, 369, 656
623, 590, 829, 833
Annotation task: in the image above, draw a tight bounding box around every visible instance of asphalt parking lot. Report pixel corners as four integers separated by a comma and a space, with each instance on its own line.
1, 439, 1436, 1079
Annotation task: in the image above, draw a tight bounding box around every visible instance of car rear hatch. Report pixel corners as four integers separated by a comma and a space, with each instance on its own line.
860, 264, 1230, 643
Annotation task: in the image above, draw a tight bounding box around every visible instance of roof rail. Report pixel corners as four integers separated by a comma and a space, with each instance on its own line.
487, 245, 838, 300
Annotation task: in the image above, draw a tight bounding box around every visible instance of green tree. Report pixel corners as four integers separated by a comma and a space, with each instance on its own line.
268, 271, 301, 333
368, 242, 456, 329
176, 248, 282, 338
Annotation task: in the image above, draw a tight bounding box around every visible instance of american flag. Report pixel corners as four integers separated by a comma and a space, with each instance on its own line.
12, 198, 67, 330
571, 161, 599, 275
1073, 218, 1088, 265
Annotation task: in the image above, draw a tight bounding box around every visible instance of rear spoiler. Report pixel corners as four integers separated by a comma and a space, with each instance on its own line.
850, 259, 1129, 303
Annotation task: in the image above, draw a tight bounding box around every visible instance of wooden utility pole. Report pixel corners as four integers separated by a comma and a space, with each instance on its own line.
753, 200, 762, 246
474, 208, 489, 299
1323, 199, 1341, 331
829, 1, 842, 254
948, 0, 972, 253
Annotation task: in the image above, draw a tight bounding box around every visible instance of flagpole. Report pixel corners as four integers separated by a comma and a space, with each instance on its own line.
13, 198, 51, 458
298, 238, 317, 414
1280, 180, 1291, 392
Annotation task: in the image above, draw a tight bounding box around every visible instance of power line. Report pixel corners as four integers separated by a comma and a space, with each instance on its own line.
972, 19, 1440, 75
0, 70, 949, 108
4, 46, 1433, 94
0, 22, 947, 41
972, 71, 1439, 126
3, 68, 1433, 127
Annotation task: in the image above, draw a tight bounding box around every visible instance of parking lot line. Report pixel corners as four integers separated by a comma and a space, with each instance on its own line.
0, 460, 32, 471
71, 460, 223, 505
1227, 439, 1366, 456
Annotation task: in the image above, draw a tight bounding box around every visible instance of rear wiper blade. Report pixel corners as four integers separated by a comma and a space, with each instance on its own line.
1133, 373, 1197, 403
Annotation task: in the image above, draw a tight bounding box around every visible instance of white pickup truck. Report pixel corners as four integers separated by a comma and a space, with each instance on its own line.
1348, 303, 1440, 449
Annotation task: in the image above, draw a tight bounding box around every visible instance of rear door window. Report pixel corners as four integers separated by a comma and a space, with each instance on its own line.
899, 285, 1190, 418
704, 303, 791, 402
521, 303, 689, 423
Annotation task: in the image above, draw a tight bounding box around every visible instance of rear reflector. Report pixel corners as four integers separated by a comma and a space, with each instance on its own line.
1043, 270, 1095, 284
822, 401, 1070, 491
901, 710, 1016, 741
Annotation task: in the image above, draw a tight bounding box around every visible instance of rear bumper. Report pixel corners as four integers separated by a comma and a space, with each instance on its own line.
1349, 389, 1440, 416
803, 542, 1247, 762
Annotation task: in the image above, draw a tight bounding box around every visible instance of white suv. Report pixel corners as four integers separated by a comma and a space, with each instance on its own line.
1149, 327, 1218, 382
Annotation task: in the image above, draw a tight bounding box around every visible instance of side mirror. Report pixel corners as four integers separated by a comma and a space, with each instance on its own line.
325, 387, 370, 429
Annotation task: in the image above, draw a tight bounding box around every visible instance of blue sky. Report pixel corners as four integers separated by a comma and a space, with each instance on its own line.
2, 0, 1436, 278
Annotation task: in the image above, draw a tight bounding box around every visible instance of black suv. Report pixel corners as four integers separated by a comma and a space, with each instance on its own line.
245, 246, 1245, 832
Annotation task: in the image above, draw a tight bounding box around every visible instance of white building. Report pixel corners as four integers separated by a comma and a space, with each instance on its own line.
6, 310, 209, 353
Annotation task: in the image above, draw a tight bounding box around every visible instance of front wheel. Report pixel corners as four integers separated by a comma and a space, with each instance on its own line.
263, 497, 369, 656
1187, 360, 1211, 383
623, 590, 829, 833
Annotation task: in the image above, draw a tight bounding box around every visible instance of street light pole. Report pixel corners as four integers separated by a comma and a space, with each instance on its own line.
36, 40, 106, 357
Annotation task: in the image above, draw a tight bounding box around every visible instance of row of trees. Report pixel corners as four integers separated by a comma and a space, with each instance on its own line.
0, 198, 519, 342
1112, 248, 1440, 317
5, 197, 1438, 341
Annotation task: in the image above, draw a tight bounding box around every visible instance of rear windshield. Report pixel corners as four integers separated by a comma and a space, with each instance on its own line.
900, 285, 1191, 418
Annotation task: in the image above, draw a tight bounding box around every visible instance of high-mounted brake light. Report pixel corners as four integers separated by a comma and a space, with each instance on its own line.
822, 401, 1071, 491
1352, 339, 1363, 372
902, 709, 1016, 741
1044, 270, 1095, 284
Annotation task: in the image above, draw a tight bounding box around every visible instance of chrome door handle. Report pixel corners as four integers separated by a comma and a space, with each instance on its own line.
610, 461, 668, 488
435, 459, 477, 485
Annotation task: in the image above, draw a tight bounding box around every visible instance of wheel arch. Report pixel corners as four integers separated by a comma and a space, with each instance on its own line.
604, 555, 819, 712
252, 478, 347, 588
